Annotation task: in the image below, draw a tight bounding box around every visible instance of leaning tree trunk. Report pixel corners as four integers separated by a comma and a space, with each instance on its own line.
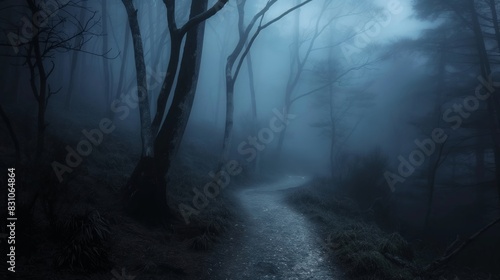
327, 41, 336, 180
486, 0, 500, 204
150, 32, 182, 135
126, 0, 228, 224
424, 47, 446, 233
276, 0, 307, 159
121, 0, 153, 157
247, 51, 257, 121
424, 144, 443, 233
220, 0, 311, 168
115, 21, 131, 112
29, 34, 48, 165
475, 137, 486, 181
121, 0, 156, 223
148, 0, 211, 223
101, 0, 112, 114
469, 0, 500, 206
246, 50, 261, 173
220, 0, 248, 166
328, 85, 335, 180
221, 75, 235, 165
275, 0, 328, 160
155, 0, 208, 176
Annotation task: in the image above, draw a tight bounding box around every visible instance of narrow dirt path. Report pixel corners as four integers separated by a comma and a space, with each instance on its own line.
204, 176, 344, 280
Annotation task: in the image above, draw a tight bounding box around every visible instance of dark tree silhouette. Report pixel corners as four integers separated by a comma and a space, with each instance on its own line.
0, 0, 100, 164
220, 0, 315, 167
124, 0, 229, 223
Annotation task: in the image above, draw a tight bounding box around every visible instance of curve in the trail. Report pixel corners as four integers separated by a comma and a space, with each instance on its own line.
205, 176, 344, 280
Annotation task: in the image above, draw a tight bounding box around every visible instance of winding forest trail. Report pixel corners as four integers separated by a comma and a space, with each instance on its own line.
204, 176, 344, 280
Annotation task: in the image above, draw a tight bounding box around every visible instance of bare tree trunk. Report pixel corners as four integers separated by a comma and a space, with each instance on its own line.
101, 0, 112, 114
475, 137, 485, 181
124, 0, 228, 224
214, 74, 224, 128
424, 143, 445, 232
452, 154, 457, 178
246, 50, 261, 173
220, 0, 313, 168
328, 92, 335, 180
219, 0, 269, 166
28, 33, 47, 164
148, 3, 156, 62
115, 21, 131, 110
276, 2, 300, 158
121, 0, 158, 223
469, 0, 500, 206
326, 30, 336, 180
487, 0, 500, 204
20, 0, 98, 165
0, 105, 20, 164
247, 51, 257, 120
221, 77, 236, 164
121, 0, 153, 157
424, 47, 446, 233
276, 0, 326, 158
155, 0, 209, 176
329, 119, 335, 180
220, 0, 246, 165
66, 52, 79, 108
152, 22, 170, 87
150, 30, 181, 135
13, 66, 21, 105
489, 0, 500, 51
66, 2, 86, 108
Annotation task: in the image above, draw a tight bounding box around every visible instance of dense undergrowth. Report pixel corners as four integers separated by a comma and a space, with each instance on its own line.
286, 181, 415, 280
285, 179, 499, 280
0, 113, 240, 280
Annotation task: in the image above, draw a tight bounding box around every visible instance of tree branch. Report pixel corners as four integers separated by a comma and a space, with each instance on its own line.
179, 0, 229, 36
425, 217, 500, 274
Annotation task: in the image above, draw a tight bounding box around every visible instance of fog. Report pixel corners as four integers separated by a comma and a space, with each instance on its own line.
1, 0, 499, 279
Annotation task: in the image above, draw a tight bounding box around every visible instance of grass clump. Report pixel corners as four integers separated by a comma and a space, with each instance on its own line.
166, 151, 236, 252
55, 210, 111, 271
285, 182, 418, 280
331, 222, 415, 279
190, 232, 217, 251
379, 232, 414, 261
188, 214, 231, 251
